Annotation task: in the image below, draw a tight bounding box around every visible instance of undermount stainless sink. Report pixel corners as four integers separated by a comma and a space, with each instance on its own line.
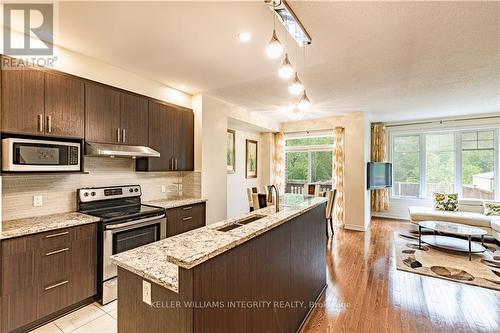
216, 214, 266, 232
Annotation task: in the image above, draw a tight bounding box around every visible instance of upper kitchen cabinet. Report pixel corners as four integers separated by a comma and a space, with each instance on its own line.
1, 66, 85, 138
120, 92, 148, 146
140, 100, 176, 171
136, 100, 194, 172
85, 82, 121, 144
44, 72, 85, 138
85, 82, 149, 146
177, 109, 194, 170
1, 66, 44, 135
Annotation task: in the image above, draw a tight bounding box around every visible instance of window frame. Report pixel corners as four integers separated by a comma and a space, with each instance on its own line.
388, 126, 499, 200
284, 134, 334, 185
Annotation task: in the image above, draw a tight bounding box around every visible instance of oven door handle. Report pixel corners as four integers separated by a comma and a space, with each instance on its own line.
105, 214, 166, 230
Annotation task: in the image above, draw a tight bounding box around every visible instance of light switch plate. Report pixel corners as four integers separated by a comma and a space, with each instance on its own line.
161, 185, 166, 193
142, 280, 152, 305
33, 195, 43, 207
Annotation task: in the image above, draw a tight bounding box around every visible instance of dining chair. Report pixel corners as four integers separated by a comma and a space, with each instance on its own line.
252, 193, 268, 210
303, 183, 321, 196
247, 187, 259, 212
325, 189, 337, 237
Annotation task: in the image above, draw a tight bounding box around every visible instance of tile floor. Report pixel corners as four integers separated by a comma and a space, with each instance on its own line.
29, 301, 117, 333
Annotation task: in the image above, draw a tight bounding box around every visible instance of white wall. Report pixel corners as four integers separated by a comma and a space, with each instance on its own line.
194, 94, 277, 224
199, 95, 229, 224
226, 129, 270, 218
282, 112, 371, 231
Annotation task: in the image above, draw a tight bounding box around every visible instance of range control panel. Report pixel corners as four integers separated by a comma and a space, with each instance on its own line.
78, 185, 141, 203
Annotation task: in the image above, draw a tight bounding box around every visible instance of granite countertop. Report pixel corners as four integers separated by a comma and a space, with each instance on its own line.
111, 194, 327, 293
1, 212, 101, 240
145, 198, 207, 209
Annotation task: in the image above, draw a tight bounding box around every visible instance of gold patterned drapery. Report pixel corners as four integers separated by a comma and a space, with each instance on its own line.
371, 124, 390, 212
333, 127, 345, 227
273, 131, 285, 193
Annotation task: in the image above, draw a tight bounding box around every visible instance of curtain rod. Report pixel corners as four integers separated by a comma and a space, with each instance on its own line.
383, 114, 500, 128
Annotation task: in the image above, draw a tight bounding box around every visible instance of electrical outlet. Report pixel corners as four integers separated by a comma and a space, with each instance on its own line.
33, 195, 43, 207
161, 185, 166, 193
142, 280, 152, 305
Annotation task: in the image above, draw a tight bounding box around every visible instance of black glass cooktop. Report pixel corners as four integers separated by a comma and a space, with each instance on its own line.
82, 204, 164, 222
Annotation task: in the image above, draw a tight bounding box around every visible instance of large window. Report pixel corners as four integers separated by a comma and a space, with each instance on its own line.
425, 133, 455, 196
393, 135, 420, 197
461, 130, 495, 200
391, 128, 499, 200
285, 135, 334, 194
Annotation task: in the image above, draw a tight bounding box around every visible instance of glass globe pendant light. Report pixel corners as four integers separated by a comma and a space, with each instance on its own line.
297, 91, 311, 112
278, 54, 294, 79
266, 30, 283, 59
288, 73, 304, 95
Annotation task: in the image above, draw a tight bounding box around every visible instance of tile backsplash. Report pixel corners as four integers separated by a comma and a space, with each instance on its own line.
2, 157, 201, 220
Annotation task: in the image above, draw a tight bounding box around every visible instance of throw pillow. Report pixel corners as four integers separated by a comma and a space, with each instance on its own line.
484, 202, 500, 216
433, 192, 459, 211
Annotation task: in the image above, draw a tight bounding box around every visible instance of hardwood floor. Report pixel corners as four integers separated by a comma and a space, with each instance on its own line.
302, 218, 500, 333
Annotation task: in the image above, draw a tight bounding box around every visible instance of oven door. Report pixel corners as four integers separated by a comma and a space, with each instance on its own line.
2, 138, 81, 172
103, 214, 166, 282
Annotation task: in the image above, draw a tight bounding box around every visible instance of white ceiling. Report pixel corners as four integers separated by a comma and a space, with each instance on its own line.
57, 1, 500, 123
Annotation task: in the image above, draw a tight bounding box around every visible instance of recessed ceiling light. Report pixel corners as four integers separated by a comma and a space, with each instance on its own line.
237, 32, 251, 42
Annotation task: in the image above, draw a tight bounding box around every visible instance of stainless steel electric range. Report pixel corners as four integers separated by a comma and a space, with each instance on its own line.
77, 185, 166, 304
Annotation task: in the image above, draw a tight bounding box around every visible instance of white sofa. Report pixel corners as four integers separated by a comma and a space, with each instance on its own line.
409, 199, 500, 242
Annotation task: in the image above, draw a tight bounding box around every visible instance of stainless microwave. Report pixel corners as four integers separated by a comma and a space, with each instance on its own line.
2, 138, 81, 172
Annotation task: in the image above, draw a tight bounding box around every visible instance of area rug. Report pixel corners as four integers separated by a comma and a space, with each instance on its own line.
394, 232, 500, 291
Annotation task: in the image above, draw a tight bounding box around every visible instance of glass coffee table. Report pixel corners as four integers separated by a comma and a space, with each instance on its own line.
417, 221, 488, 261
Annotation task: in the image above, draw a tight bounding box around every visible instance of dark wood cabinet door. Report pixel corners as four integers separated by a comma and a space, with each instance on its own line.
120, 93, 148, 146
145, 101, 176, 171
44, 72, 84, 138
67, 224, 97, 304
1, 67, 44, 135
85, 82, 121, 144
167, 203, 205, 237
1, 236, 38, 333
176, 109, 195, 171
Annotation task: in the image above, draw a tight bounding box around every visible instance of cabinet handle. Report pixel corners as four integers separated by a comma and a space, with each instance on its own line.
182, 217, 193, 221
170, 158, 174, 170
45, 248, 69, 256
117, 128, 121, 143
47, 115, 52, 133
122, 128, 126, 143
38, 114, 44, 132
182, 206, 192, 210
45, 231, 69, 238
175, 158, 178, 170
44, 280, 69, 291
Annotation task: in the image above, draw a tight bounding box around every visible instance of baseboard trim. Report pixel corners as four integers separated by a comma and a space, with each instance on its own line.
371, 212, 409, 220
344, 224, 367, 232
372, 215, 410, 222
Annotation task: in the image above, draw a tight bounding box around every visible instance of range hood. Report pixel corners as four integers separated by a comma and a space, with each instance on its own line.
85, 142, 160, 158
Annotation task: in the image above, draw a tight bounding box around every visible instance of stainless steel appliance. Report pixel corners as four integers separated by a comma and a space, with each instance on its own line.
77, 185, 166, 304
85, 142, 160, 158
2, 137, 81, 172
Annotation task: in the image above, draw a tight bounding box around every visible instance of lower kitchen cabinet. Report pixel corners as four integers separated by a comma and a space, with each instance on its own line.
1, 224, 97, 333
167, 203, 206, 237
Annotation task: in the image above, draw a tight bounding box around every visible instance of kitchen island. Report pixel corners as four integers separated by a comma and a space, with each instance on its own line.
111, 194, 327, 333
